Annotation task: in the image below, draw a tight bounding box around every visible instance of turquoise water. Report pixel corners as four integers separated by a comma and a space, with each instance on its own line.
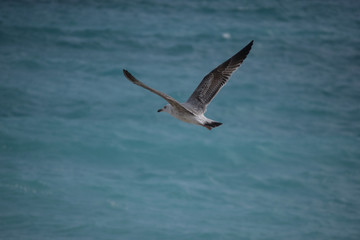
1, 0, 360, 239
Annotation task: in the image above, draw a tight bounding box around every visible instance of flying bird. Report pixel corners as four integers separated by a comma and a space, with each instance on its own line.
123, 40, 253, 130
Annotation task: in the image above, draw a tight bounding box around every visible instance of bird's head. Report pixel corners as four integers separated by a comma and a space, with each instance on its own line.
157, 104, 172, 113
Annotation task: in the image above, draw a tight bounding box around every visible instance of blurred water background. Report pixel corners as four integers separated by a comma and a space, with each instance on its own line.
1, 0, 360, 239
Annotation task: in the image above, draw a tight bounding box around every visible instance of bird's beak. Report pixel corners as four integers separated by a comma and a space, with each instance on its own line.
157, 109, 163, 112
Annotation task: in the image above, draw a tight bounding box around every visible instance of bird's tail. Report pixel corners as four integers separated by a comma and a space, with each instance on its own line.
204, 121, 222, 130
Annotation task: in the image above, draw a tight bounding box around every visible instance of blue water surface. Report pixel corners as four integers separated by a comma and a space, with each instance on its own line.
1, 0, 360, 239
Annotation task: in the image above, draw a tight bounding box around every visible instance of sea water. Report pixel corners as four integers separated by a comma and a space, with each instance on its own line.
1, 0, 360, 239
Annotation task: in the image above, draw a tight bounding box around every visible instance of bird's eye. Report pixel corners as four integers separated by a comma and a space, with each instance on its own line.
164, 106, 167, 109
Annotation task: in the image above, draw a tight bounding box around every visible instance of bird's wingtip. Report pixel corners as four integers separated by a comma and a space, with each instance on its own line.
123, 69, 132, 79
123, 69, 141, 85
123, 69, 132, 80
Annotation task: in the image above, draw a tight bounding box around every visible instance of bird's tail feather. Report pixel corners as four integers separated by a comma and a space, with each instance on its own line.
204, 121, 222, 130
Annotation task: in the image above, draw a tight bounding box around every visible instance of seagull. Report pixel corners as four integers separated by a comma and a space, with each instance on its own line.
123, 40, 253, 130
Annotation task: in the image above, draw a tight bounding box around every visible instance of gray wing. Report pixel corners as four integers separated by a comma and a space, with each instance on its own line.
123, 69, 195, 115
186, 40, 253, 114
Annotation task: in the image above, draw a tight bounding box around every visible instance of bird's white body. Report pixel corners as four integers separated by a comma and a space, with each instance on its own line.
162, 104, 208, 126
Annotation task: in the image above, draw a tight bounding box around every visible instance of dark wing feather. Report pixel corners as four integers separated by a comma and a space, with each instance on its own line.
123, 69, 194, 115
186, 40, 253, 113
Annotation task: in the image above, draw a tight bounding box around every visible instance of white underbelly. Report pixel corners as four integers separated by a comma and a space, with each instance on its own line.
171, 112, 204, 125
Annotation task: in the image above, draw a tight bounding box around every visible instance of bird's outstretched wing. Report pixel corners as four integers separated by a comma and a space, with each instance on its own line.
123, 69, 194, 115
186, 40, 253, 114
